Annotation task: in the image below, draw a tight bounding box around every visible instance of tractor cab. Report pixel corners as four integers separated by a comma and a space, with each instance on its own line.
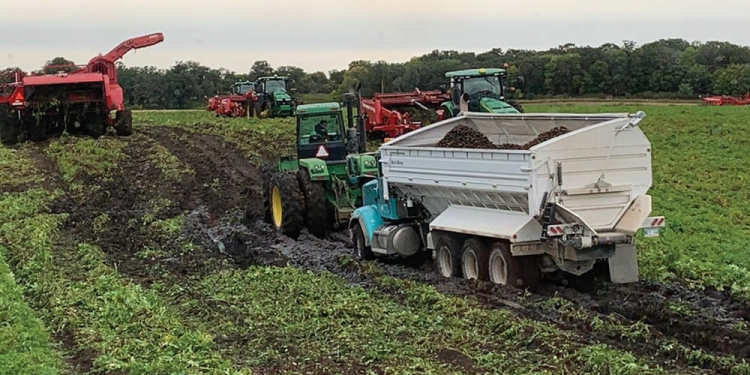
295, 103, 347, 162
442, 68, 525, 117
232, 81, 255, 95
255, 75, 295, 117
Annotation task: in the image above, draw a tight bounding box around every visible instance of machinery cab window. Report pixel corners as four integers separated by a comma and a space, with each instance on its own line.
265, 79, 288, 93
298, 113, 343, 144
462, 75, 503, 100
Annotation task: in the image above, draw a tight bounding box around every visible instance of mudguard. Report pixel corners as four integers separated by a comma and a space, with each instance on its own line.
299, 158, 329, 181
350, 205, 383, 246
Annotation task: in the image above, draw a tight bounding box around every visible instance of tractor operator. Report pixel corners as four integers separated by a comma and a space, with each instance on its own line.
314, 120, 329, 140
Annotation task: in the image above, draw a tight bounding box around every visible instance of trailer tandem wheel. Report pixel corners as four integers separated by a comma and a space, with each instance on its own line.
434, 232, 462, 278
461, 238, 490, 281
488, 242, 540, 289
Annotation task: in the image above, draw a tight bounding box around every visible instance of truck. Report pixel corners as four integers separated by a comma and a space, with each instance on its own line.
254, 75, 295, 118
440, 68, 525, 118
262, 92, 377, 239
349, 111, 665, 287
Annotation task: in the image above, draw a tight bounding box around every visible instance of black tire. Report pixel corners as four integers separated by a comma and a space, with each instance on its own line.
461, 238, 490, 281
115, 109, 133, 136
488, 242, 540, 289
434, 232, 462, 278
259, 164, 275, 223
351, 223, 375, 261
0, 104, 20, 145
28, 118, 47, 143
297, 169, 327, 238
268, 172, 303, 240
84, 114, 106, 139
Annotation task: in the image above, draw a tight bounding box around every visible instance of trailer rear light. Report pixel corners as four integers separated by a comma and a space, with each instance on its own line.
547, 225, 564, 237
641, 216, 666, 238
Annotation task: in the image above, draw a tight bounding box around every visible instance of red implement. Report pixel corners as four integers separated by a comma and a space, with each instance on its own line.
360, 89, 450, 138
700, 93, 750, 106
0, 33, 164, 144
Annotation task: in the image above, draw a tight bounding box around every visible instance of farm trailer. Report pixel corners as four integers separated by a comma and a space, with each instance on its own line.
350, 112, 665, 287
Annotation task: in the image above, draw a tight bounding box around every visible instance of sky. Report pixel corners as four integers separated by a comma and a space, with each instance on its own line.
3, 0, 750, 74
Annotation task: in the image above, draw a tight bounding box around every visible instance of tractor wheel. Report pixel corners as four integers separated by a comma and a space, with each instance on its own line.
28, 118, 47, 143
351, 222, 375, 261
0, 105, 20, 145
461, 238, 490, 281
259, 164, 275, 223
84, 114, 106, 139
488, 241, 540, 289
115, 110, 133, 136
268, 172, 304, 240
434, 232, 462, 279
297, 169, 327, 238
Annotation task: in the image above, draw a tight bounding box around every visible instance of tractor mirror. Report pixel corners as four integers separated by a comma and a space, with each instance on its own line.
516, 76, 526, 88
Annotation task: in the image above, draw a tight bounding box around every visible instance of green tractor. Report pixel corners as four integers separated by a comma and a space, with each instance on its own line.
440, 68, 525, 118
254, 75, 295, 118
262, 91, 377, 239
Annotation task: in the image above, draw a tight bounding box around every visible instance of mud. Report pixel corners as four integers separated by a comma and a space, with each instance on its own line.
22, 125, 749, 374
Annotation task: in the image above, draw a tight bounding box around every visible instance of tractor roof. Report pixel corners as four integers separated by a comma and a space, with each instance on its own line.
296, 102, 341, 115
445, 68, 505, 78
258, 75, 289, 81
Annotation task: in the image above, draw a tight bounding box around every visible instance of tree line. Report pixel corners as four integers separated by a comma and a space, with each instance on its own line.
3, 39, 750, 108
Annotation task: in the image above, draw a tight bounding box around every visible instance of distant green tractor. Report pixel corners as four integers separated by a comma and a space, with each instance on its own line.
262, 93, 377, 239
254, 75, 295, 118
440, 68, 525, 118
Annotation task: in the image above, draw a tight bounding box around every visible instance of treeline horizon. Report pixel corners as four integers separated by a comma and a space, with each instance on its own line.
3, 38, 750, 109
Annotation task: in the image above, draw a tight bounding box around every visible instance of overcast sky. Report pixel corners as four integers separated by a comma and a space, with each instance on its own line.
3, 0, 750, 74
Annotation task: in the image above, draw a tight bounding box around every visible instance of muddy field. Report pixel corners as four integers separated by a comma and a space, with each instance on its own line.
1, 107, 749, 374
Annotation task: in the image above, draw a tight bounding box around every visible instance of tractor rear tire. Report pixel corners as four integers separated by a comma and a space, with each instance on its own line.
297, 169, 327, 238
268, 172, 304, 240
115, 109, 133, 136
0, 105, 20, 145
488, 241, 540, 289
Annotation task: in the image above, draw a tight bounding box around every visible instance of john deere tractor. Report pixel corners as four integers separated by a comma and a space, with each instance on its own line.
440, 68, 525, 118
254, 75, 295, 118
261, 92, 377, 239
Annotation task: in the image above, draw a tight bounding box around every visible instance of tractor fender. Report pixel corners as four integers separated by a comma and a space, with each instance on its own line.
298, 158, 330, 181
350, 205, 383, 247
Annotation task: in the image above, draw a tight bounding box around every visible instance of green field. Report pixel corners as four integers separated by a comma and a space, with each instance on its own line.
0, 104, 748, 374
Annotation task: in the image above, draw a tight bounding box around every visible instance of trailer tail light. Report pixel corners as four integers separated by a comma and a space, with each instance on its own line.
641, 216, 666, 238
547, 225, 564, 237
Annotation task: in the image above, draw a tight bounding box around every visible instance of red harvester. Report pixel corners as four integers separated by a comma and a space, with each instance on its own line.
0, 33, 164, 145
700, 93, 750, 106
359, 89, 451, 138
206, 81, 258, 118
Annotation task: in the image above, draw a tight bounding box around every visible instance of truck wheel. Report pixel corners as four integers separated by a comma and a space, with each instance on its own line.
461, 238, 490, 281
115, 110, 133, 136
297, 169, 327, 238
351, 223, 375, 261
435, 233, 462, 278
488, 242, 540, 289
269, 172, 304, 240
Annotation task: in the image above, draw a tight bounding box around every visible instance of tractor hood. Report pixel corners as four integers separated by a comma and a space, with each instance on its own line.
479, 97, 519, 114
272, 90, 292, 102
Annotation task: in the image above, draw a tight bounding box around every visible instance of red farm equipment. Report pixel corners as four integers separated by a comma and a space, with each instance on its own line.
0, 33, 164, 145
700, 93, 750, 106
359, 89, 451, 138
206, 81, 258, 118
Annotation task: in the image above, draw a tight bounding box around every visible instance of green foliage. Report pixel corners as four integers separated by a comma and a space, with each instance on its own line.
0, 248, 64, 375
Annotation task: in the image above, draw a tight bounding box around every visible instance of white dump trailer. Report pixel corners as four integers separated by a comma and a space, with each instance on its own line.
351, 112, 665, 287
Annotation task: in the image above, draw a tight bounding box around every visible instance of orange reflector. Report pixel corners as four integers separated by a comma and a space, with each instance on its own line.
384, 138, 392, 142
13, 92, 23, 101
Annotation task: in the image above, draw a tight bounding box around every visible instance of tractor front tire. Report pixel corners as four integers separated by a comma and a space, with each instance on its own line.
297, 169, 327, 238
115, 110, 134, 136
268, 172, 304, 240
